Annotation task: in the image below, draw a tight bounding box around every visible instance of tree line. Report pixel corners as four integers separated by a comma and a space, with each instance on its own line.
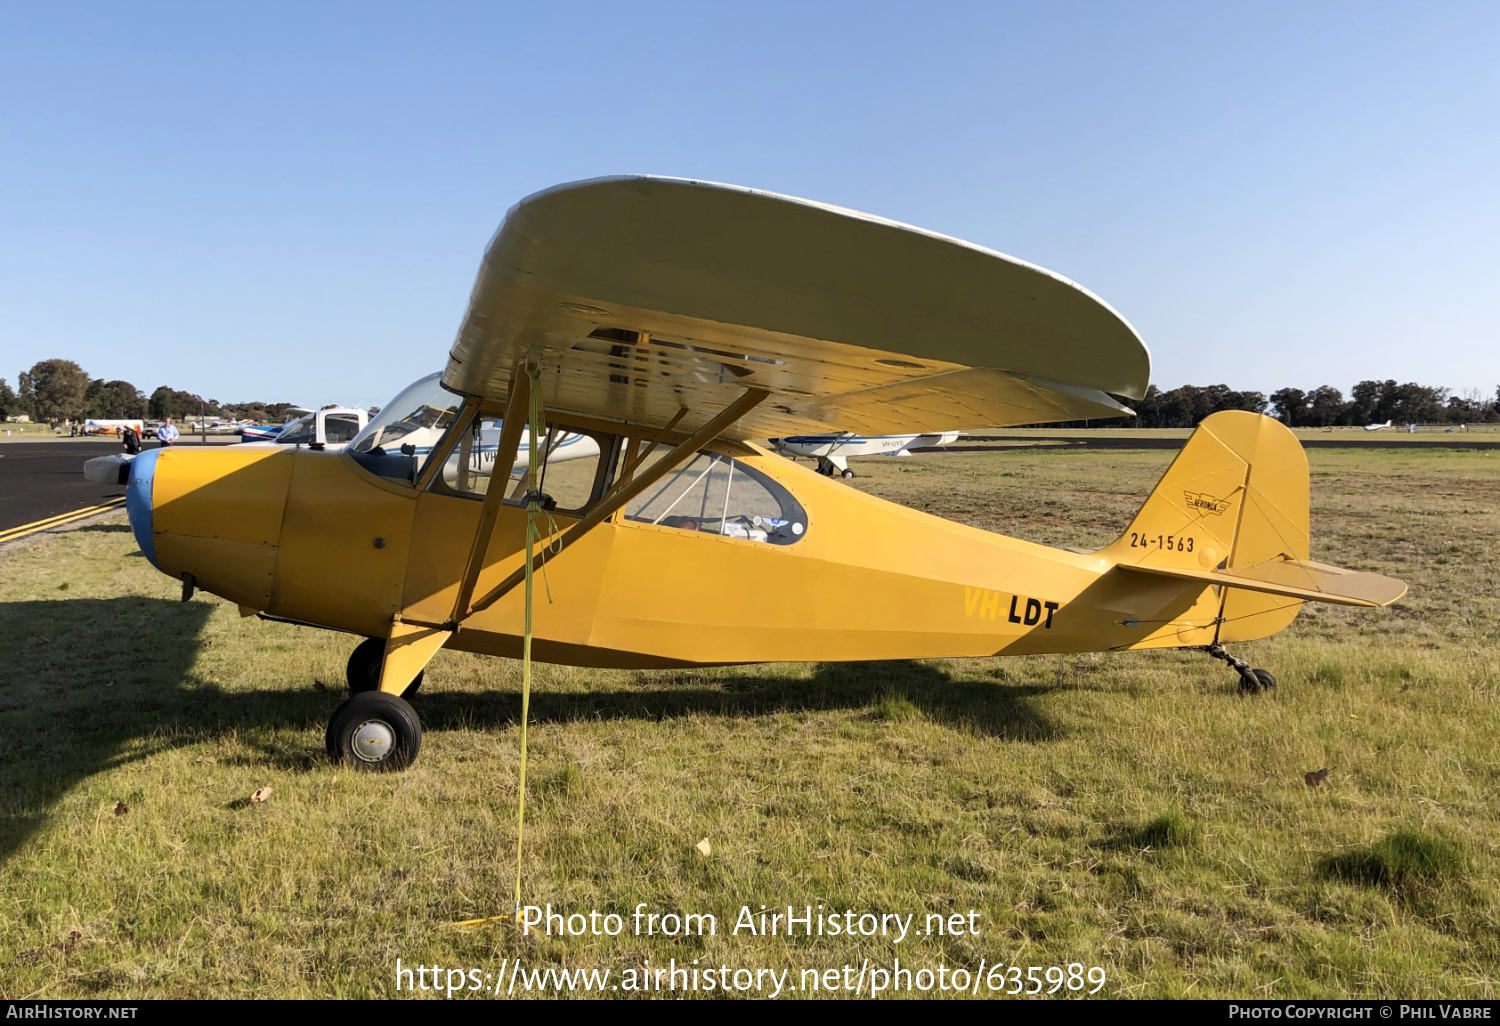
1, 358, 296, 426
5, 357, 1497, 431
1127, 380, 1500, 428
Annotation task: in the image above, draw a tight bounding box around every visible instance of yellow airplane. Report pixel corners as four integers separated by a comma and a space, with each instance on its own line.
118, 176, 1406, 770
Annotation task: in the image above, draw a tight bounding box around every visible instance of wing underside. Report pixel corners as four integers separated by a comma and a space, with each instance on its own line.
442, 176, 1150, 438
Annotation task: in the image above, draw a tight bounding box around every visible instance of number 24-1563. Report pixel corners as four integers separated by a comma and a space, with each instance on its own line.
1128, 533, 1194, 552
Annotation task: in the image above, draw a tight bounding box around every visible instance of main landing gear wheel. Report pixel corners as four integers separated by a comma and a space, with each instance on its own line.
346, 637, 424, 697
840, 468, 856, 479
326, 691, 423, 771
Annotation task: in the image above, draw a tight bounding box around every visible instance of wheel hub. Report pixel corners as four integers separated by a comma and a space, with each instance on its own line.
351, 719, 396, 762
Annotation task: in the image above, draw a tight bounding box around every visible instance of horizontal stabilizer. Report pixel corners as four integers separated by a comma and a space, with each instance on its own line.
1121, 557, 1407, 608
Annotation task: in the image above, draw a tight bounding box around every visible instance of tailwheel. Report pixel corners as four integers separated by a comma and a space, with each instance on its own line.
1206, 643, 1276, 695
346, 637, 424, 697
326, 691, 423, 771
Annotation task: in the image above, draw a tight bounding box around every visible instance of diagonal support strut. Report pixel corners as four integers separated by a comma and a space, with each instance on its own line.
447, 371, 532, 627
463, 388, 769, 621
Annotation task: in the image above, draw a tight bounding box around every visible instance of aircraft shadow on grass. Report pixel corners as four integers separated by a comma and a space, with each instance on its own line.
0, 597, 1058, 864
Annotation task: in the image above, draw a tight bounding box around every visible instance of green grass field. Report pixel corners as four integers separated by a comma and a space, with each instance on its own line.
1, 445, 1496, 999
967, 425, 1500, 442
0, 423, 59, 439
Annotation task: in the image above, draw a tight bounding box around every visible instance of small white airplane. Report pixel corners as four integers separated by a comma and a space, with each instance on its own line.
769, 431, 962, 477
1363, 420, 1393, 432
237, 406, 371, 451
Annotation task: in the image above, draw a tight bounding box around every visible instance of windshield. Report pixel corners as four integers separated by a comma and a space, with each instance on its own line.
348, 373, 462, 457
275, 413, 316, 446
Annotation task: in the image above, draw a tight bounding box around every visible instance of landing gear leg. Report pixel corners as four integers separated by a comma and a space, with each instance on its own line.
1206, 643, 1276, 693
346, 636, 424, 697
817, 455, 853, 478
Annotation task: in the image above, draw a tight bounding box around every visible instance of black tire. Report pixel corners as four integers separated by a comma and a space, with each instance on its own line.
1237, 667, 1276, 694
346, 637, 424, 697
840, 468, 856, 479
346, 638, 384, 692
326, 692, 422, 770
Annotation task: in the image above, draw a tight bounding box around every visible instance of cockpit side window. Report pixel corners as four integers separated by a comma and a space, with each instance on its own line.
428, 417, 616, 517
428, 413, 503, 498
324, 413, 363, 443
623, 451, 806, 545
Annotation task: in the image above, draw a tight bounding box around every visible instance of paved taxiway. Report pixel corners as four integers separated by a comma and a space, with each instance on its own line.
0, 437, 239, 539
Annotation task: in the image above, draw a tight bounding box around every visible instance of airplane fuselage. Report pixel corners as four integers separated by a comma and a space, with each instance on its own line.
130, 432, 1292, 670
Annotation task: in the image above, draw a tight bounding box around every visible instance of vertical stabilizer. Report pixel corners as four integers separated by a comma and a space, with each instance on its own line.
1104, 411, 1310, 642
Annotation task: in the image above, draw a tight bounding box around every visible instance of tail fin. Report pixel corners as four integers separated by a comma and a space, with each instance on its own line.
1103, 411, 1402, 640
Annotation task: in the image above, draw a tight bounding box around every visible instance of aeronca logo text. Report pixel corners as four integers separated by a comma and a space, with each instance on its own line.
1183, 491, 1232, 516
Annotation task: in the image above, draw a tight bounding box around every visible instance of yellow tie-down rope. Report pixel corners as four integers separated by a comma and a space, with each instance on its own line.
452, 360, 558, 930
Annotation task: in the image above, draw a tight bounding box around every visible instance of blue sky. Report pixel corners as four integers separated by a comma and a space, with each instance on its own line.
2, 2, 1496, 409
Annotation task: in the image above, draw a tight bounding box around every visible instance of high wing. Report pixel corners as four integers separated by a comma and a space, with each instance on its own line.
442, 176, 1150, 439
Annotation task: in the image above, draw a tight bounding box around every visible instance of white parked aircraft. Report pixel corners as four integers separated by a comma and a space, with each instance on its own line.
237, 406, 370, 451
769, 431, 962, 478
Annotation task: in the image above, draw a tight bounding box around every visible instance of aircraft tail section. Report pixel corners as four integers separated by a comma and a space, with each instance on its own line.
1102, 411, 1401, 640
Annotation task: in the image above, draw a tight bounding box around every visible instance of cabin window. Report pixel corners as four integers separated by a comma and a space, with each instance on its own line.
623, 451, 806, 545
499, 427, 609, 514
324, 413, 363, 443
429, 414, 505, 497
430, 418, 614, 517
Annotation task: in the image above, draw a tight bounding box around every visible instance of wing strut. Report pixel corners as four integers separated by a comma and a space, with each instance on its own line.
463, 387, 769, 621
447, 371, 532, 627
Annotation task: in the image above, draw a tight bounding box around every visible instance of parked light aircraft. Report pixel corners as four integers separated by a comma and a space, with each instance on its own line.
237, 406, 370, 451
239, 423, 284, 442
112, 176, 1406, 770
83, 419, 144, 436
770, 431, 962, 477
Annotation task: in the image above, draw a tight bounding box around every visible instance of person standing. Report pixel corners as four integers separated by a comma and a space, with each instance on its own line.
157, 417, 180, 447
122, 425, 142, 454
